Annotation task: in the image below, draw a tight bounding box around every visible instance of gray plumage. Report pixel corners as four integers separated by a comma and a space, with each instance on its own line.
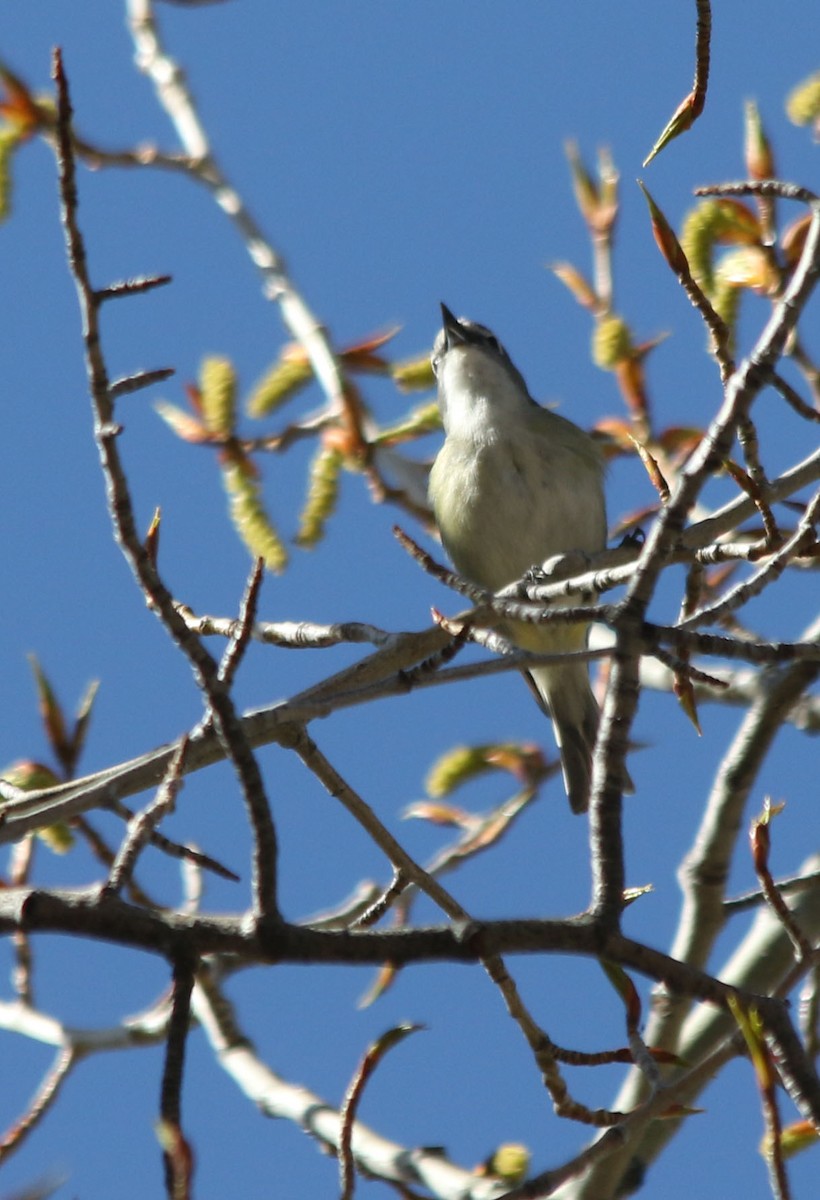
428, 304, 610, 813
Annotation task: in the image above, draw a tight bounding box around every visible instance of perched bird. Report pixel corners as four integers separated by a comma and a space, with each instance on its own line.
429, 303, 613, 814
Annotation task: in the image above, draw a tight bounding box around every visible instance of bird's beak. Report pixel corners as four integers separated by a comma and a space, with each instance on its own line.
440, 302, 467, 350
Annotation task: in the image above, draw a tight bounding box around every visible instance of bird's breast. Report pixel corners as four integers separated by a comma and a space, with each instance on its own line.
429, 426, 605, 592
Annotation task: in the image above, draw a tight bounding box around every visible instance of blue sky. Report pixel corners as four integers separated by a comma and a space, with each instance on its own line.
0, 3, 818, 1198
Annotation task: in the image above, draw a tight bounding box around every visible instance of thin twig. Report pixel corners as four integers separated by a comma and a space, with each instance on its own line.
694, 180, 818, 204
339, 1024, 424, 1200
109, 367, 175, 400
0, 1045, 77, 1164
74, 814, 161, 908
159, 956, 196, 1200
590, 195, 820, 929
649, 644, 729, 690
52, 49, 279, 922
735, 414, 779, 543
179, 609, 391, 650
725, 869, 820, 914
692, 0, 712, 117
393, 525, 490, 604
770, 370, 820, 423
642, 0, 711, 166
286, 727, 472, 924
481, 954, 629, 1128
679, 489, 820, 629
217, 557, 264, 689
95, 272, 172, 300
192, 972, 512, 1200
352, 870, 410, 929
125, 0, 351, 416
9, 837, 36, 1007
750, 803, 815, 963
104, 735, 190, 895
106, 799, 239, 882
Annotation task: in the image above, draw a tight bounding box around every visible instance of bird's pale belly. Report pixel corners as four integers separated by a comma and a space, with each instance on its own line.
432, 437, 602, 594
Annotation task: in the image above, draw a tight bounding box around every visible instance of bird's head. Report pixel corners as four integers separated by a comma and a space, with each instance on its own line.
432, 303, 531, 431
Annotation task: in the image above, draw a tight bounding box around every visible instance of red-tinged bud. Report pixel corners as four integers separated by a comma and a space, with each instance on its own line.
27, 654, 69, 763
762, 1119, 820, 1161
358, 963, 398, 1007
713, 198, 764, 245
658, 1103, 706, 1119
321, 423, 360, 459
144, 506, 161, 567
485, 742, 548, 785
749, 815, 770, 873
672, 662, 702, 734
184, 381, 203, 415
638, 182, 690, 276
781, 213, 812, 269
154, 400, 210, 444
565, 142, 620, 233
593, 417, 639, 453
597, 146, 619, 218
744, 99, 776, 180
550, 261, 599, 312
657, 425, 705, 465
565, 139, 600, 227
615, 356, 650, 426
340, 325, 401, 373
0, 65, 43, 135
749, 798, 784, 870
631, 437, 670, 503
643, 90, 697, 167
401, 800, 474, 827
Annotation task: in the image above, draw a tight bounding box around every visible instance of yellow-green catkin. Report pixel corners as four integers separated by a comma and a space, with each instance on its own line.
680, 199, 759, 294
373, 401, 441, 446
199, 357, 236, 438
295, 446, 343, 547
709, 278, 741, 349
786, 71, 820, 127
489, 1144, 531, 1185
246, 356, 312, 418
591, 314, 632, 370
680, 202, 720, 292
0, 127, 21, 222
391, 354, 436, 393
222, 461, 288, 572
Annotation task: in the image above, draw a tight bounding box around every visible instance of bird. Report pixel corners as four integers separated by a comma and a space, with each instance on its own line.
428, 302, 616, 814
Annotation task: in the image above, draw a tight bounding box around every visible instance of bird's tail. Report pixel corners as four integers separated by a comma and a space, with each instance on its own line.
527, 664, 632, 814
